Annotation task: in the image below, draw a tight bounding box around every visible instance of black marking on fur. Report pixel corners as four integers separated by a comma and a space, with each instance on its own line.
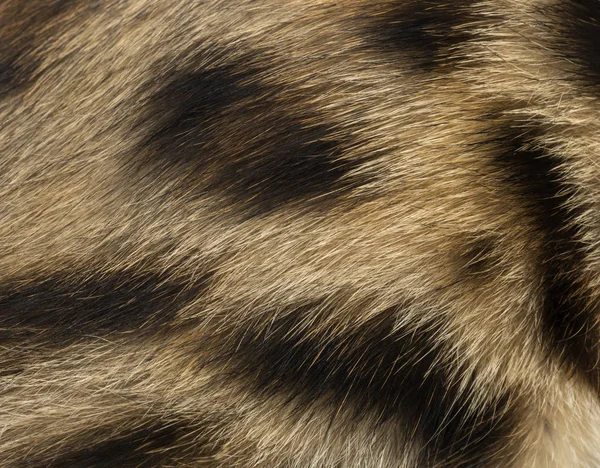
490, 124, 599, 387
459, 236, 500, 278
558, 0, 600, 86
0, 63, 16, 90
146, 66, 261, 146
0, 272, 211, 346
140, 63, 364, 216
368, 1, 475, 71
221, 303, 515, 466
0, 0, 80, 96
44, 423, 191, 468
0, 368, 24, 378
0, 57, 31, 98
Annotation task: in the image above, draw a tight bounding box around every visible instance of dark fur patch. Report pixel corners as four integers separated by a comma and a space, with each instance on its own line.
489, 123, 599, 387
43, 422, 193, 468
0, 63, 17, 93
138, 62, 365, 217
0, 271, 211, 346
459, 235, 500, 278
367, 0, 476, 71
0, 368, 24, 378
557, 0, 600, 86
145, 66, 261, 147
0, 0, 80, 96
218, 303, 515, 466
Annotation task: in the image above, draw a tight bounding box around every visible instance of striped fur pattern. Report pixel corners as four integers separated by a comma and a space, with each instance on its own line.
2, 0, 600, 466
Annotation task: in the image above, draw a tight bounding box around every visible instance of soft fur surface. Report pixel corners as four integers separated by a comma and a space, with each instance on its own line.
2, 1, 600, 466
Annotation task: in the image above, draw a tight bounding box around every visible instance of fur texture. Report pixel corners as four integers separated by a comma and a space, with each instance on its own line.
2, 0, 600, 466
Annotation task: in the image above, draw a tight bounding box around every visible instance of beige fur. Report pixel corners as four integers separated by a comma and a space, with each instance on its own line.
2, 1, 600, 466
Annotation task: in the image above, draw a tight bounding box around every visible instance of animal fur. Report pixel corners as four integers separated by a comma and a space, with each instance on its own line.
2, 0, 600, 466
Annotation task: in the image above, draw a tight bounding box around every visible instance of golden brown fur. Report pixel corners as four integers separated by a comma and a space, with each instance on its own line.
2, 0, 600, 466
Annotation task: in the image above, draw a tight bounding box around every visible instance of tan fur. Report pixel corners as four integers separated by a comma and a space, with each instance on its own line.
2, 0, 600, 466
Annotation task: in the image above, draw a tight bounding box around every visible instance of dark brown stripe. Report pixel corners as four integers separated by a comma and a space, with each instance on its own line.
41, 422, 194, 468
0, 271, 212, 346
488, 122, 599, 388
365, 0, 476, 71
216, 302, 516, 466
0, 0, 81, 96
458, 234, 501, 279
555, 0, 600, 86
137, 58, 367, 217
